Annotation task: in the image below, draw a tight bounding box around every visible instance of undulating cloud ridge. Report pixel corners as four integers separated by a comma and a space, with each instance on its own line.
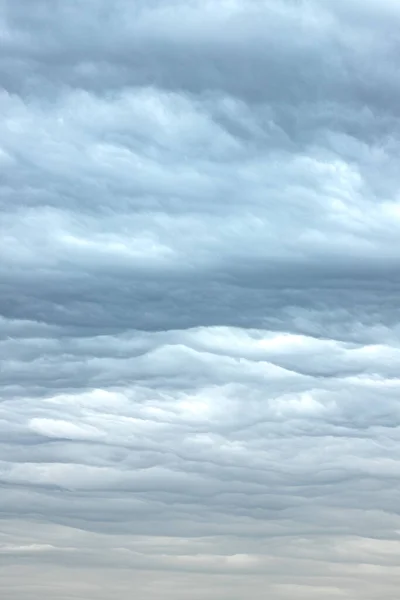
1, 1, 400, 598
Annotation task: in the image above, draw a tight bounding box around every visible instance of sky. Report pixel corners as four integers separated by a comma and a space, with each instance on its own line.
1, 0, 400, 598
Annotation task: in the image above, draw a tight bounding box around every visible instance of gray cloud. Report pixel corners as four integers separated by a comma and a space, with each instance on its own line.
1, 0, 400, 598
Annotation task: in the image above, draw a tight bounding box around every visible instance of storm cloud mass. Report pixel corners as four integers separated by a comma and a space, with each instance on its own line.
1, 0, 400, 598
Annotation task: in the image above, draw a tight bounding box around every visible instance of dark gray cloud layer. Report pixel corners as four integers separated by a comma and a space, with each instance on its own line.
1, 1, 400, 598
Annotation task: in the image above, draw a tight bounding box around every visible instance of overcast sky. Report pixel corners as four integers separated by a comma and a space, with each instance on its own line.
1, 0, 400, 598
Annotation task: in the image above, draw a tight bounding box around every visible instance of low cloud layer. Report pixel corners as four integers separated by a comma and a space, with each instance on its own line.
1, 1, 400, 598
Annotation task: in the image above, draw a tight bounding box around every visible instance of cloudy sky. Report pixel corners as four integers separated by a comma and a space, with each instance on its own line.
2, 0, 400, 598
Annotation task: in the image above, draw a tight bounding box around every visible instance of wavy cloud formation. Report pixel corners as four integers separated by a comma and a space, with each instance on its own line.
1, 1, 400, 598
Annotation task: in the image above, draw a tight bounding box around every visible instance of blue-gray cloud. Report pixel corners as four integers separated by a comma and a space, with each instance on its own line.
1, 1, 400, 599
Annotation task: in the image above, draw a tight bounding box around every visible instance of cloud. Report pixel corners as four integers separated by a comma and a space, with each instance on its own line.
1, 0, 400, 598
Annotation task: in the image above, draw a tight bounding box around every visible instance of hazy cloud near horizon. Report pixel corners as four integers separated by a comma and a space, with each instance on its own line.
2, 1, 400, 598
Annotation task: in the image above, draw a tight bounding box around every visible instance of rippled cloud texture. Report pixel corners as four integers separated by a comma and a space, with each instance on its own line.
2, 1, 400, 598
